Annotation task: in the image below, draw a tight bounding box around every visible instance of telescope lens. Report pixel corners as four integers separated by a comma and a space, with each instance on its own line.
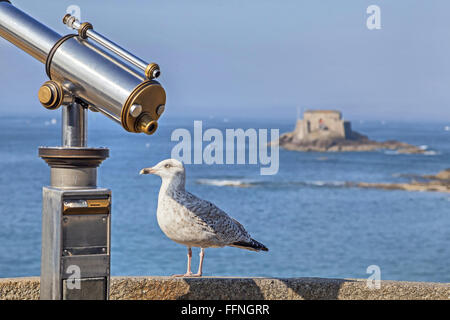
137, 114, 158, 135
146, 121, 158, 135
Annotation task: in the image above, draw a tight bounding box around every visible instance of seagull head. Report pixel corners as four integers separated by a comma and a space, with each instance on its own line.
140, 159, 185, 181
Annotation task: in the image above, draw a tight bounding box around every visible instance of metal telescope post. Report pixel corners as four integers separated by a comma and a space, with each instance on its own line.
0, 0, 167, 300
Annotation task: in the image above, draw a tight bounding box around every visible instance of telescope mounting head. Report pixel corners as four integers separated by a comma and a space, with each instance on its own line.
36, 11, 167, 136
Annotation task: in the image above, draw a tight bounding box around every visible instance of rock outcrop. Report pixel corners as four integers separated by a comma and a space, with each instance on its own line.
350, 169, 450, 193
276, 110, 425, 154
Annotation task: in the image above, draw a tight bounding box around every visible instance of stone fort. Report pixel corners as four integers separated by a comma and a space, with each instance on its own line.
293, 110, 353, 141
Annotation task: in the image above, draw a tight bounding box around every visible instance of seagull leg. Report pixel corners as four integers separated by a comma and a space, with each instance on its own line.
172, 247, 194, 277
186, 247, 193, 275
193, 248, 205, 277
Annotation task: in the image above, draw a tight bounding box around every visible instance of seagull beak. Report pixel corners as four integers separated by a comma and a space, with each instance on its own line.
139, 167, 156, 175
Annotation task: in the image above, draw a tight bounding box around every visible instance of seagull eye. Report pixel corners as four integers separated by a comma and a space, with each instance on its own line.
165, 164, 171, 168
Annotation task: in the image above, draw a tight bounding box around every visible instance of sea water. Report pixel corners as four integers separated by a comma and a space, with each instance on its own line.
0, 113, 448, 282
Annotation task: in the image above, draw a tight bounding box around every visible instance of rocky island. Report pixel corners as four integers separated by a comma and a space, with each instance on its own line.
276, 110, 425, 154
352, 169, 450, 193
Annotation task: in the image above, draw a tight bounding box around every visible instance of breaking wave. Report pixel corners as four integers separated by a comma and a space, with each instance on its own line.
305, 180, 348, 187
195, 179, 349, 189
383, 150, 401, 155
383, 148, 439, 156
196, 179, 255, 188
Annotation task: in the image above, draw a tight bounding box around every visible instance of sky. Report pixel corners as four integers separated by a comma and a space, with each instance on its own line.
1, 0, 450, 121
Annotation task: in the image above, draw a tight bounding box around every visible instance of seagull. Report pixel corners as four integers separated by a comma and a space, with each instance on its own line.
140, 159, 268, 277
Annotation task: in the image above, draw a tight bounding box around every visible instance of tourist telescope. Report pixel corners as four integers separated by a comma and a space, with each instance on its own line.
0, 0, 166, 299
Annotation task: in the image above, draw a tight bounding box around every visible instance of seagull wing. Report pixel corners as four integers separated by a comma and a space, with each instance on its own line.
175, 190, 252, 245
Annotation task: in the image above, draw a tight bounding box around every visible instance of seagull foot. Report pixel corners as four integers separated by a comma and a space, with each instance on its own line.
171, 272, 202, 278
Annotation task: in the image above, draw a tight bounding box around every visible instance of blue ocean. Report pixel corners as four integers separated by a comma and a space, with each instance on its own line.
0, 113, 449, 282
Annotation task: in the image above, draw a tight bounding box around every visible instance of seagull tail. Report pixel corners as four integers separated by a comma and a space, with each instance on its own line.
231, 238, 269, 252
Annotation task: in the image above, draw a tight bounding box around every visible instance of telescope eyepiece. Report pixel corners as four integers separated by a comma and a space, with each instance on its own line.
145, 121, 158, 135
136, 114, 158, 135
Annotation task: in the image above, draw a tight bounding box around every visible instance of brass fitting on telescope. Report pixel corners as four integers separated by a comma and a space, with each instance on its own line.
78, 22, 93, 39
38, 81, 66, 110
145, 63, 160, 80
62, 14, 92, 39
121, 80, 166, 135
136, 114, 158, 135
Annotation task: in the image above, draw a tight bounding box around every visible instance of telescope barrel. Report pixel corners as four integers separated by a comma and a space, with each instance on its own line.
0, 1, 61, 63
0, 1, 166, 135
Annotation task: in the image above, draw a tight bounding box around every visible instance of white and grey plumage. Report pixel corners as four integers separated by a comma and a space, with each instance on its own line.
140, 159, 268, 277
